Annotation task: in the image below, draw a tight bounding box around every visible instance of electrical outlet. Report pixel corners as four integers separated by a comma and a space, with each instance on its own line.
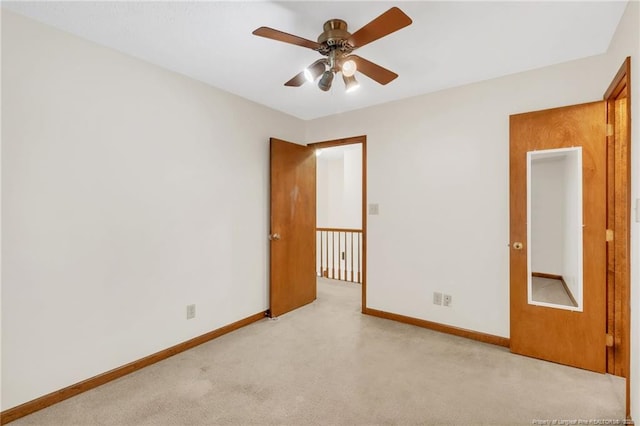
443, 294, 452, 307
186, 304, 196, 319
433, 292, 442, 306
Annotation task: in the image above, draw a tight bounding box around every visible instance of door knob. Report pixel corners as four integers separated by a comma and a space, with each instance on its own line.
269, 233, 281, 241
512, 242, 523, 250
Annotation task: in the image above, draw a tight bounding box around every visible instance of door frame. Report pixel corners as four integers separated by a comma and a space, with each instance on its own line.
603, 57, 631, 419
307, 135, 368, 312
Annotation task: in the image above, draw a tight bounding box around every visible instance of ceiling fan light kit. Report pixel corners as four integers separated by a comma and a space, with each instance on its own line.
304, 59, 327, 83
252, 7, 412, 92
318, 70, 334, 91
341, 59, 357, 77
343, 74, 360, 93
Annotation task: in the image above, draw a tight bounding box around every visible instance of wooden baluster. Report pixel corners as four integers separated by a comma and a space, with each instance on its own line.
320, 231, 324, 277
336, 231, 339, 280
357, 232, 361, 283
337, 231, 340, 280
324, 231, 328, 277
350, 232, 354, 282
328, 231, 331, 279
336, 231, 342, 280
339, 231, 343, 280
343, 231, 346, 281
322, 230, 326, 277
332, 231, 336, 279
345, 231, 349, 282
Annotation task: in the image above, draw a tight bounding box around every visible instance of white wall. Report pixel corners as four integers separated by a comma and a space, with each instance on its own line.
1, 11, 304, 410
316, 156, 330, 227
327, 158, 345, 226
530, 157, 565, 276
562, 150, 582, 304
305, 3, 639, 347
316, 145, 362, 229
342, 145, 363, 229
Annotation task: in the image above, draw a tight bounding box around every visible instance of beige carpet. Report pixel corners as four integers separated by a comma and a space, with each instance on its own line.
12, 278, 625, 425
531, 276, 577, 307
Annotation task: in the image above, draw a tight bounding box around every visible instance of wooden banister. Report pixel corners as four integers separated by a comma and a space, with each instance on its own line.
316, 228, 363, 283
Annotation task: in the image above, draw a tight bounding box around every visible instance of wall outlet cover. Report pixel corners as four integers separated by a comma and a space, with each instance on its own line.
186, 304, 196, 319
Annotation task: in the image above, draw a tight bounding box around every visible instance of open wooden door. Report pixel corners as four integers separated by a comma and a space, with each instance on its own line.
269, 138, 316, 317
509, 101, 607, 372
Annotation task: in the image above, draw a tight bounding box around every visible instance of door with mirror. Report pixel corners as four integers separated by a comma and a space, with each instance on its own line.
510, 101, 606, 373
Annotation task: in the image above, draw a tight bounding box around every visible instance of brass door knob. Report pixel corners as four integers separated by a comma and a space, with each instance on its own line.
269, 233, 281, 241
512, 242, 523, 250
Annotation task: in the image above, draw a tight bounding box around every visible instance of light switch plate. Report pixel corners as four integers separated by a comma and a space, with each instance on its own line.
186, 304, 196, 319
368, 203, 379, 215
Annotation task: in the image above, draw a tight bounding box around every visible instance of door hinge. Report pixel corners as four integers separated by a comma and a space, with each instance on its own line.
606, 123, 614, 137
606, 333, 614, 347
606, 229, 614, 242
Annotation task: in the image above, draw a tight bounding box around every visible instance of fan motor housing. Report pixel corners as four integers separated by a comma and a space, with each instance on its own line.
317, 19, 351, 45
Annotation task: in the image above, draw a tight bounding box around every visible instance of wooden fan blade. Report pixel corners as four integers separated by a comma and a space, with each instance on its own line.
350, 55, 398, 85
253, 27, 320, 50
285, 72, 306, 87
284, 59, 326, 87
348, 7, 412, 49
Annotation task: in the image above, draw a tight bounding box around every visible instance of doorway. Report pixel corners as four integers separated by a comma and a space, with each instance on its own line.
269, 135, 367, 317
309, 136, 367, 312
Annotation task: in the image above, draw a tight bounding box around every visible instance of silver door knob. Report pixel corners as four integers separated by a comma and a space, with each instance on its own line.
269, 233, 281, 241
512, 242, 523, 250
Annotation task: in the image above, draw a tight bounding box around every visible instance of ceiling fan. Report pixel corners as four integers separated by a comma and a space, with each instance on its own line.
252, 7, 412, 92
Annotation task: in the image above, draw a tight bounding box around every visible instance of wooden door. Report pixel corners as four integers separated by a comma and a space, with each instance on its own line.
509, 101, 606, 372
269, 138, 316, 317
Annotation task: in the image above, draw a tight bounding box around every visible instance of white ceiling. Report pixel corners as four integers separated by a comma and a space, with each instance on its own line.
2, 1, 628, 120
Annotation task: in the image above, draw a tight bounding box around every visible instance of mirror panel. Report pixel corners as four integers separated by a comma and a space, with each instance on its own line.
527, 148, 583, 311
